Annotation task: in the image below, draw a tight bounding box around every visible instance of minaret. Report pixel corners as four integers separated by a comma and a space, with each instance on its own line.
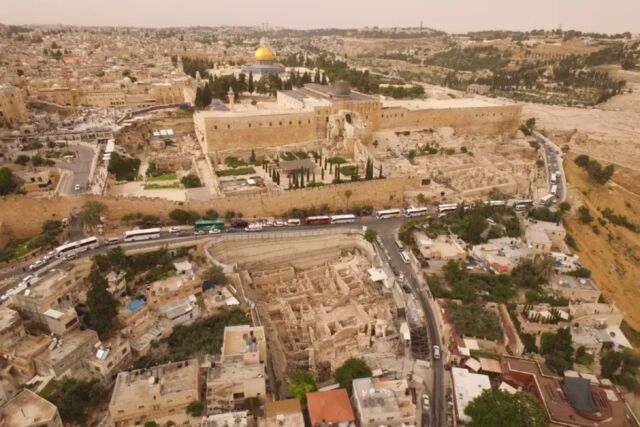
228, 86, 235, 106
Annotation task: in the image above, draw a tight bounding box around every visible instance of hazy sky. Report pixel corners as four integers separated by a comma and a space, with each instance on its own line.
1, 0, 638, 34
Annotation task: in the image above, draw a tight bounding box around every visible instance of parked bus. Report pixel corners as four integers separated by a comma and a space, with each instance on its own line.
485, 200, 506, 207
540, 194, 555, 206
550, 172, 557, 184
123, 228, 161, 242
400, 251, 411, 264
438, 203, 459, 214
330, 214, 357, 224
511, 199, 533, 211
404, 207, 429, 218
376, 209, 402, 219
54, 236, 100, 258
550, 184, 558, 196
395, 239, 405, 250
194, 219, 225, 232
305, 216, 331, 225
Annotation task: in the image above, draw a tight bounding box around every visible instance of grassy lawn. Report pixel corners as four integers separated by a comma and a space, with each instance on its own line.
147, 172, 178, 181
216, 167, 256, 177
143, 182, 181, 190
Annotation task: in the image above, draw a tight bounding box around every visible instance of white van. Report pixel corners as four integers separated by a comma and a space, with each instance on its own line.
433, 345, 441, 360
287, 218, 301, 226
400, 251, 410, 264
395, 239, 404, 250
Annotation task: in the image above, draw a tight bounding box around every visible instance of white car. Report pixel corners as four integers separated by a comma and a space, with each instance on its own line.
273, 220, 286, 227
29, 260, 44, 271
74, 184, 81, 191
433, 345, 441, 360
245, 224, 263, 232
208, 228, 222, 234
21, 275, 34, 286
422, 394, 430, 411
168, 227, 180, 233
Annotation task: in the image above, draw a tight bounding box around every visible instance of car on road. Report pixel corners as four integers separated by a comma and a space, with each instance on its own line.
287, 219, 301, 226
433, 345, 441, 360
245, 224, 263, 232
175, 231, 187, 236
194, 230, 207, 235
74, 184, 81, 191
208, 228, 222, 234
105, 237, 120, 245
21, 275, 35, 286
29, 260, 45, 271
168, 227, 181, 233
422, 394, 430, 411
273, 220, 286, 227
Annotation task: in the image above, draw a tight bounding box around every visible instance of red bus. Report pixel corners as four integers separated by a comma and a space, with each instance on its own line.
305, 216, 331, 225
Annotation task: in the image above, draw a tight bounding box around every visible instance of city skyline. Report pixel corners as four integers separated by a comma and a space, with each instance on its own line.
1, 0, 639, 34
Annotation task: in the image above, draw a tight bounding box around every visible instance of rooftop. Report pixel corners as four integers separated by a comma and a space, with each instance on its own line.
352, 377, 416, 422
307, 388, 355, 425
221, 325, 265, 358
0, 306, 21, 331
550, 274, 598, 292
110, 359, 199, 408
451, 367, 491, 423
0, 389, 59, 426
382, 96, 510, 110
207, 355, 265, 383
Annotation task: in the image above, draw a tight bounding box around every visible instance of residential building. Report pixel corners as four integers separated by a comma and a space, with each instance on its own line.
205, 356, 266, 414
109, 359, 200, 426
147, 275, 202, 307
263, 399, 304, 427
33, 329, 100, 379
548, 274, 601, 303
0, 307, 27, 353
13, 170, 54, 193
450, 367, 491, 424
0, 389, 62, 427
352, 377, 416, 427
471, 237, 531, 273
201, 411, 248, 427
524, 219, 566, 254
306, 389, 356, 427
414, 232, 466, 262
85, 334, 133, 383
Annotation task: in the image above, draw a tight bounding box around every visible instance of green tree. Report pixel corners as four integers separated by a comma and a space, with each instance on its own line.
185, 401, 204, 417
464, 389, 549, 427
180, 174, 202, 188
144, 422, 159, 427
345, 189, 353, 210
558, 201, 571, 213
364, 228, 378, 243
335, 358, 372, 395
86, 266, 118, 335
41, 378, 105, 424
14, 154, 30, 165
203, 265, 228, 285
204, 209, 219, 220
78, 201, 106, 230
169, 208, 200, 224
574, 154, 590, 168
247, 72, 254, 93
289, 370, 317, 401
578, 206, 594, 224
0, 167, 13, 195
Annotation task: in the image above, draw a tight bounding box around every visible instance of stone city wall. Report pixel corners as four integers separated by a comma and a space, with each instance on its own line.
0, 176, 416, 238
379, 104, 522, 136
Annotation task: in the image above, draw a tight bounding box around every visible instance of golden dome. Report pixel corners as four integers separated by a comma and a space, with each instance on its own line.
254, 46, 274, 62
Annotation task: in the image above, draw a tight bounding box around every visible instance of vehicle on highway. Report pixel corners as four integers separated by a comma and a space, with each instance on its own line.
105, 237, 120, 245
395, 239, 404, 250
54, 236, 100, 258
550, 172, 557, 184
245, 223, 263, 232
286, 218, 301, 226
404, 206, 429, 217
433, 345, 441, 360
305, 215, 331, 225
330, 214, 356, 224
168, 226, 181, 233
230, 219, 249, 228
376, 208, 402, 219
29, 260, 45, 271
400, 251, 410, 264
550, 184, 558, 196
123, 228, 161, 242
540, 194, 555, 206
195, 219, 225, 233
21, 274, 35, 286
511, 199, 533, 211
274, 220, 287, 227
194, 230, 207, 235
484, 200, 506, 207
438, 203, 458, 214
208, 228, 222, 234
74, 184, 81, 191
175, 231, 187, 236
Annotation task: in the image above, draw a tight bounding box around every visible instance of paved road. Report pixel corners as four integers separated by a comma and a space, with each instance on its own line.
535, 131, 566, 205
367, 219, 445, 427
56, 144, 96, 194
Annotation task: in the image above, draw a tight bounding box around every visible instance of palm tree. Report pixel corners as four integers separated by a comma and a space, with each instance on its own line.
78, 201, 106, 231
345, 189, 353, 211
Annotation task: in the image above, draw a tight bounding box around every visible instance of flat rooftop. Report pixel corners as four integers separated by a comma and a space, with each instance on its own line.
550, 274, 599, 291
222, 325, 265, 357
451, 367, 491, 423
352, 377, 416, 421
110, 359, 199, 407
1, 389, 58, 426
41, 329, 97, 365
208, 355, 265, 382
382, 97, 511, 110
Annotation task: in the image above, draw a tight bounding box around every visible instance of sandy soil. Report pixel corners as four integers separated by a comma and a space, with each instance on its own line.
563, 157, 640, 330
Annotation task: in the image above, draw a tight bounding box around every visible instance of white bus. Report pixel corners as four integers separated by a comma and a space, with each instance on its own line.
438, 203, 459, 214
54, 236, 100, 259
511, 199, 534, 211
550, 172, 557, 184
330, 214, 357, 224
485, 200, 506, 207
123, 228, 161, 242
404, 207, 429, 218
550, 184, 558, 196
540, 194, 555, 205
400, 251, 411, 264
395, 239, 405, 250
376, 209, 402, 219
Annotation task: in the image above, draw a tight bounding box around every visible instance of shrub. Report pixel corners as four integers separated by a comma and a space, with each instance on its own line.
216, 167, 256, 177
447, 303, 503, 341
169, 209, 200, 224
108, 152, 140, 181
181, 174, 202, 188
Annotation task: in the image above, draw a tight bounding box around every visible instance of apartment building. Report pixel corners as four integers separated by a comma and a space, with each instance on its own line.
109, 359, 200, 426
0, 389, 62, 427
33, 329, 100, 379
352, 377, 416, 427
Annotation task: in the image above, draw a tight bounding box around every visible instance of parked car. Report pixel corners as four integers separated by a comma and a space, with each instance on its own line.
209, 228, 221, 234
433, 345, 441, 360
74, 184, 81, 191
29, 260, 44, 271
168, 227, 181, 233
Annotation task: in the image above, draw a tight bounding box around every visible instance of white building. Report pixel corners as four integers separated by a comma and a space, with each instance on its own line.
451, 367, 491, 424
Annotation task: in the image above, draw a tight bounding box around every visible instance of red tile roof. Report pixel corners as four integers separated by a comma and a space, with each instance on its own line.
307, 389, 355, 425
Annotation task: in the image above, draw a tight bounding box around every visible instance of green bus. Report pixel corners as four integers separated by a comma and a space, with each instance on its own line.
194, 219, 225, 232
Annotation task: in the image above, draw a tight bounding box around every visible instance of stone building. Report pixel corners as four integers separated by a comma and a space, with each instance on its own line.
0, 85, 28, 128
33, 329, 100, 379
109, 359, 200, 426
352, 377, 416, 427
0, 389, 62, 427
